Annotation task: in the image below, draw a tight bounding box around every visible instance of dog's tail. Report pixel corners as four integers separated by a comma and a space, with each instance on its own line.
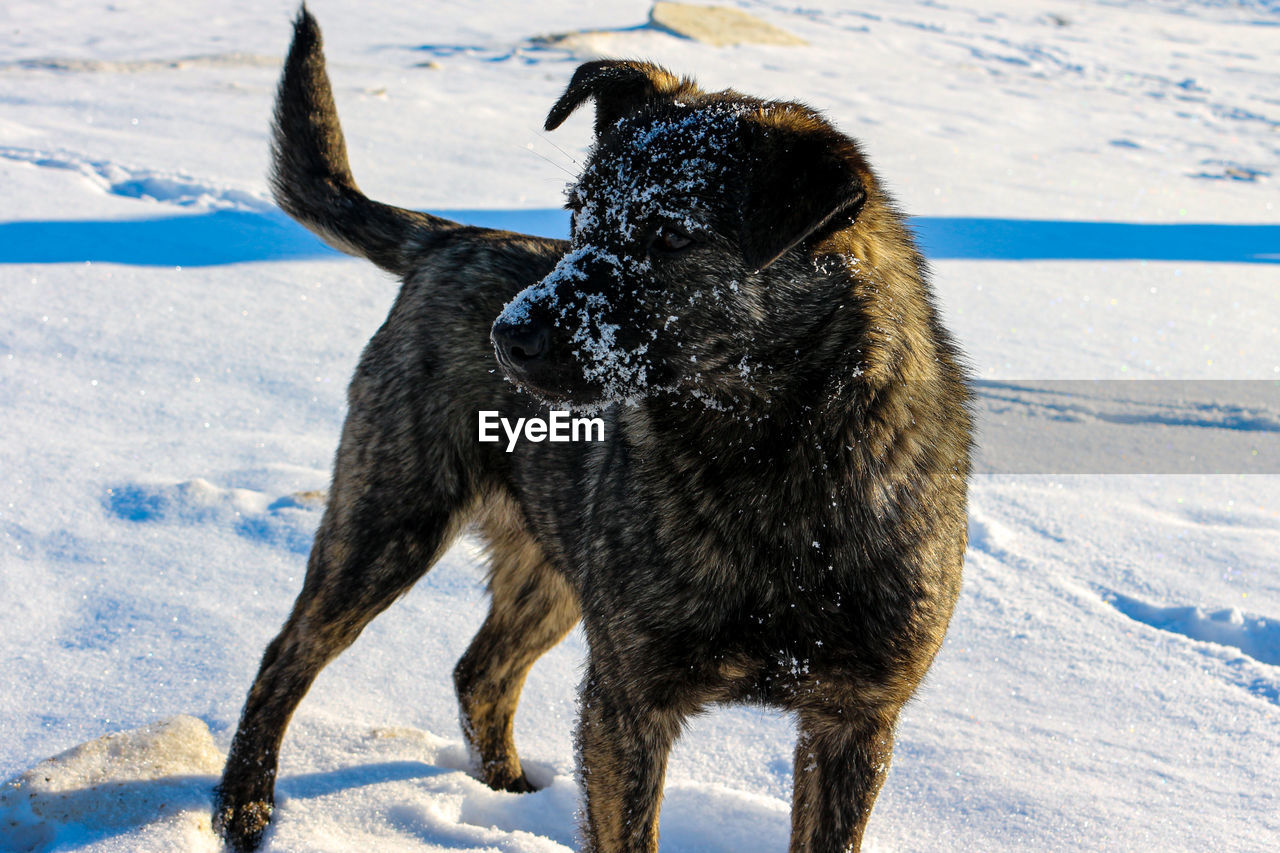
271, 6, 457, 276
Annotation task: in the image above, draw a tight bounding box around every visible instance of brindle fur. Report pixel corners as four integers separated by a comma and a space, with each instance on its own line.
215, 8, 971, 852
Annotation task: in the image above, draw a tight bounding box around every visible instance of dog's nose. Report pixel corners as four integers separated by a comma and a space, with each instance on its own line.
492, 317, 551, 364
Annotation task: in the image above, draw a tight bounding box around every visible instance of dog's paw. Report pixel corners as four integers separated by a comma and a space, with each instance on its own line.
499, 772, 540, 794
478, 767, 540, 794
212, 786, 274, 852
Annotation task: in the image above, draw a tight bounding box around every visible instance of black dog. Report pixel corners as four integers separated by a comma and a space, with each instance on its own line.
215, 8, 972, 852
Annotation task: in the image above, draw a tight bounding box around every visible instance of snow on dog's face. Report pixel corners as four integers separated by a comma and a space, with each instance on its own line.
492, 61, 871, 409
494, 106, 754, 407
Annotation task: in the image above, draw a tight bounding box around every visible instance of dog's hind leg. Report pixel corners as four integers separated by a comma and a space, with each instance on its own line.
214, 395, 477, 850
788, 707, 899, 852
214, 508, 469, 850
454, 494, 580, 792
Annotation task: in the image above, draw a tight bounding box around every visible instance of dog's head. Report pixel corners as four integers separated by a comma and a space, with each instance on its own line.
492, 60, 874, 409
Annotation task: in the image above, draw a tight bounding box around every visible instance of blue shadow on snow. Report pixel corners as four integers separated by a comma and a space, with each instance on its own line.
911, 217, 1279, 263
0, 209, 1276, 266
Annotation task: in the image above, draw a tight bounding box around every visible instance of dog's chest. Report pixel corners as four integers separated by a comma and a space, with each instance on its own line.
516, 419, 868, 618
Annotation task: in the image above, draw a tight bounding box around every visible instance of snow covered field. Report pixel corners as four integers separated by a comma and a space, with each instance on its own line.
1, 0, 1277, 850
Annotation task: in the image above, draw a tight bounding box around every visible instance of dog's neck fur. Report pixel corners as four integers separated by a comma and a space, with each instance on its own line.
622, 202, 965, 551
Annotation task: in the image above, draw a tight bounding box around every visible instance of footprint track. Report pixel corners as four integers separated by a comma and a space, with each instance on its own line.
1099, 586, 1280, 705
104, 477, 325, 555
0, 146, 271, 212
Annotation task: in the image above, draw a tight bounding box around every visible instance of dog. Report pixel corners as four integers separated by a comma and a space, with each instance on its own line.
214, 8, 972, 852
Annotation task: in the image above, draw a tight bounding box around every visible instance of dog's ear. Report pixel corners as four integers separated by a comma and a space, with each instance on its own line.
545, 60, 695, 135
739, 110, 868, 272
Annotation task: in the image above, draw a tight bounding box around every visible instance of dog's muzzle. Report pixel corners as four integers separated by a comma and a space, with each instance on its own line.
491, 306, 577, 400
492, 317, 551, 367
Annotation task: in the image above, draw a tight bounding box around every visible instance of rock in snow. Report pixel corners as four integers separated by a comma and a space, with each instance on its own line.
648, 3, 807, 47
0, 716, 222, 852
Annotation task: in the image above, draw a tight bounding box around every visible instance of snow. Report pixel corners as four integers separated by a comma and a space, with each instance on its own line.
1, 0, 1277, 851
0, 716, 223, 852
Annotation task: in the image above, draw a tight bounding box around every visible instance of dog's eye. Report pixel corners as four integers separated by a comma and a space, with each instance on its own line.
650, 224, 695, 255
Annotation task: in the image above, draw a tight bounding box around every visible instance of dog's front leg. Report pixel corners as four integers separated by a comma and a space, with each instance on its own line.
576, 665, 683, 853
788, 707, 899, 852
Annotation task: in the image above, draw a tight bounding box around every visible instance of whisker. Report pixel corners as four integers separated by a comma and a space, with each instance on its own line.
536, 131, 581, 166
523, 141, 576, 177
